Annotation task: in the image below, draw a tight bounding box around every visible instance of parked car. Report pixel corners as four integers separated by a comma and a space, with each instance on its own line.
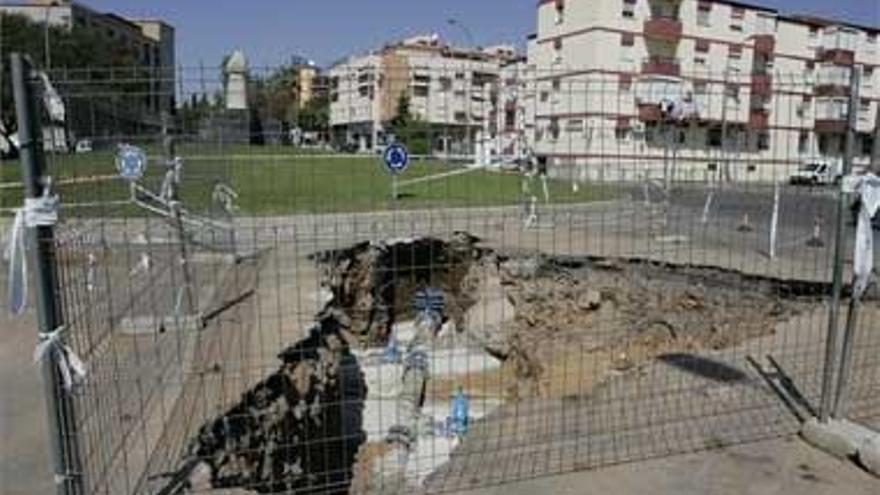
789, 159, 842, 186
75, 139, 93, 153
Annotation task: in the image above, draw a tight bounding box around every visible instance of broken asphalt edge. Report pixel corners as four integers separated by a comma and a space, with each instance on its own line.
800, 417, 880, 477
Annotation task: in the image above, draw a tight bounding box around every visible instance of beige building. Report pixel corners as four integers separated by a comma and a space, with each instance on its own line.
528, 0, 879, 182
329, 34, 518, 154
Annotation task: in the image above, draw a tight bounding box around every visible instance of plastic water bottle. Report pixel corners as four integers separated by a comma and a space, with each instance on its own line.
383, 334, 401, 364
449, 386, 470, 438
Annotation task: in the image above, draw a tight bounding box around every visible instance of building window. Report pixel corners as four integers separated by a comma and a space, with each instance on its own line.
622, 0, 636, 19
862, 135, 875, 157
615, 127, 629, 141
730, 8, 744, 32
413, 86, 429, 98
808, 27, 819, 47
552, 78, 561, 92
555, 0, 565, 25
859, 98, 871, 117
439, 77, 452, 91
725, 84, 740, 101
697, 2, 711, 27
695, 39, 710, 53
553, 38, 563, 63
619, 74, 633, 91
728, 45, 742, 60
694, 57, 707, 67
567, 119, 584, 133
707, 127, 723, 148
798, 95, 812, 117
455, 72, 466, 80
757, 132, 770, 151
621, 33, 635, 47
798, 131, 810, 153
864, 67, 874, 88
549, 118, 560, 140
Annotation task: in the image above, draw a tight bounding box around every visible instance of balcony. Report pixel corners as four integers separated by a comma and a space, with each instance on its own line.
814, 83, 849, 97
644, 16, 682, 42
753, 34, 776, 55
642, 57, 681, 77
817, 48, 855, 66
638, 103, 662, 122
748, 109, 769, 129
751, 74, 772, 97
815, 119, 847, 133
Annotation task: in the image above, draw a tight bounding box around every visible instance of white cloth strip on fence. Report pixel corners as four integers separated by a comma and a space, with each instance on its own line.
33, 327, 87, 391
3, 191, 60, 315
853, 174, 880, 299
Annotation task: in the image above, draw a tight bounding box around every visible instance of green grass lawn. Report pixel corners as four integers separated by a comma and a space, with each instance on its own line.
1, 148, 617, 216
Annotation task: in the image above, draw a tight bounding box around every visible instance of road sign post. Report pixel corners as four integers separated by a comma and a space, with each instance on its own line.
383, 143, 409, 201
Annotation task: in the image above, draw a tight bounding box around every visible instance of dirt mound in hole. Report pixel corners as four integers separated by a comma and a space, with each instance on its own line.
475, 256, 824, 399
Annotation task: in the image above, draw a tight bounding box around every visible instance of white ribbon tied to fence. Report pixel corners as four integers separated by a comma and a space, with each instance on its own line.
854, 174, 880, 300
3, 190, 60, 315
33, 327, 87, 391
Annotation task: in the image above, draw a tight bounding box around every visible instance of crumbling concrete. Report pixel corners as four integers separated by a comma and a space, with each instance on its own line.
157, 311, 366, 495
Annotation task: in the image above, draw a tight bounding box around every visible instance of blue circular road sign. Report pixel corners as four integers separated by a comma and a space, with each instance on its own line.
383, 143, 409, 175
116, 145, 147, 181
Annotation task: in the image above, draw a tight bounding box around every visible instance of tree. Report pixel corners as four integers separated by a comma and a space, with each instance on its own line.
298, 94, 329, 133
390, 93, 430, 155
0, 13, 138, 135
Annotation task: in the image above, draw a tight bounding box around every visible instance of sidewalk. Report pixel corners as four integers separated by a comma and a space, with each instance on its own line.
455, 437, 879, 495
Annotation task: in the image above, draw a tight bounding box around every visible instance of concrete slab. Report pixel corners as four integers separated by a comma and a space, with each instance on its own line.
453, 437, 880, 495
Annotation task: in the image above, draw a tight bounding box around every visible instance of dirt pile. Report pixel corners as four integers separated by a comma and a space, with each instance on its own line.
493, 256, 822, 398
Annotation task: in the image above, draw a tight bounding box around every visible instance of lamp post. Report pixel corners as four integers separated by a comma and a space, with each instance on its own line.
446, 18, 475, 47
44, 5, 51, 70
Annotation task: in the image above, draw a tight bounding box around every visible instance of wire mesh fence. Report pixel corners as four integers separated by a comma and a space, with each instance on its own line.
2, 58, 879, 495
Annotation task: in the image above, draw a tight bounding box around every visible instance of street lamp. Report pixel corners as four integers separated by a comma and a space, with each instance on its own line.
43, 5, 51, 70
446, 18, 475, 47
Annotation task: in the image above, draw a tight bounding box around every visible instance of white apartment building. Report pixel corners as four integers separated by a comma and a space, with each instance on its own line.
528, 0, 879, 183
329, 34, 518, 154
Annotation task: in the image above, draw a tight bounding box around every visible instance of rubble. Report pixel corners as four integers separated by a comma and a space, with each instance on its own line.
156, 312, 366, 495
163, 233, 838, 495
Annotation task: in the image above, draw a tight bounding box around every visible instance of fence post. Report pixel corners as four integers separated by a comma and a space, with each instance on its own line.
831, 66, 866, 419
11, 53, 84, 494
769, 182, 779, 259
818, 65, 860, 423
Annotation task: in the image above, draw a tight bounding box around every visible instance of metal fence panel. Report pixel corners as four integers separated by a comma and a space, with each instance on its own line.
4, 61, 879, 495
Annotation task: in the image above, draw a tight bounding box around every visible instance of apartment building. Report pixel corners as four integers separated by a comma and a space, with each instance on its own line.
1, 0, 176, 115
329, 34, 518, 153
529, 0, 879, 182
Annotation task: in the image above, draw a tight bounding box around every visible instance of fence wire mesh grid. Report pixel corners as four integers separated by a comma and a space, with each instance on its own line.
2, 61, 879, 495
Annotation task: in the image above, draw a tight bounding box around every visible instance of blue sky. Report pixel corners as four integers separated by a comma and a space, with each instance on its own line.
81, 0, 878, 69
